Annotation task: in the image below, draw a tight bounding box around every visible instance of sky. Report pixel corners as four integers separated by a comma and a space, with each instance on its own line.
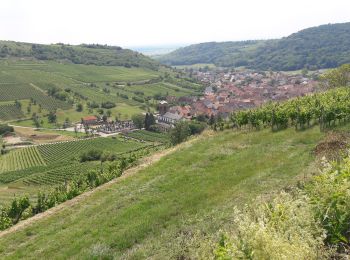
1, 0, 350, 48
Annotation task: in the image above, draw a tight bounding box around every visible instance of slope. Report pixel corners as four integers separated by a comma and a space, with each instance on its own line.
158, 22, 350, 70
0, 41, 159, 69
0, 125, 330, 259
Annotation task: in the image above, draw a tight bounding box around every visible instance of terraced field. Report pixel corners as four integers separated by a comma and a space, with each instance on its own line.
0, 146, 46, 173
0, 103, 24, 121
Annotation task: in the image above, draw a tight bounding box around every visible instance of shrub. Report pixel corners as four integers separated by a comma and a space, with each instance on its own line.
80, 149, 103, 162
0, 124, 14, 135
101, 101, 116, 109
214, 193, 329, 259
306, 158, 350, 247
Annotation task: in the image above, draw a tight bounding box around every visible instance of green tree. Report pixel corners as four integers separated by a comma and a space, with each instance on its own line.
144, 113, 156, 130
132, 114, 145, 129
8, 197, 30, 224
76, 103, 83, 112
169, 121, 190, 145
321, 64, 350, 89
47, 111, 57, 124
208, 114, 215, 125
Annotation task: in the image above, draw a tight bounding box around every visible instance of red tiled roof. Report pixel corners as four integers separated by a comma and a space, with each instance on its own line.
82, 116, 97, 121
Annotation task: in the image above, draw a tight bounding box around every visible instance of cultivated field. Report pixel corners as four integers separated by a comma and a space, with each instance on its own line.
37, 137, 148, 164
0, 146, 46, 173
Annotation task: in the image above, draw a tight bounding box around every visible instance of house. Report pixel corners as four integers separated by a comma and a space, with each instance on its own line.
204, 86, 214, 95
81, 116, 98, 125
158, 112, 183, 125
158, 101, 169, 115
169, 105, 192, 119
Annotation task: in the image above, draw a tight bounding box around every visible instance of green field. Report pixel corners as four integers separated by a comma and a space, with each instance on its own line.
0, 125, 333, 259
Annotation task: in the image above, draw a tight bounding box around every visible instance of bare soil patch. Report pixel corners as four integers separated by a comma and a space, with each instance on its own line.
314, 131, 349, 160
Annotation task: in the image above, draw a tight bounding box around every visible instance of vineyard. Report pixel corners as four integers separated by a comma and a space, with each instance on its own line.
0, 83, 71, 110
0, 146, 46, 173
21, 162, 98, 185
37, 137, 148, 164
0, 136, 153, 194
0, 103, 24, 121
231, 87, 350, 131
125, 130, 170, 143
0, 165, 49, 184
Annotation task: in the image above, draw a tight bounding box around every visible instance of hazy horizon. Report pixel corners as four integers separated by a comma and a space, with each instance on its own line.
1, 0, 350, 48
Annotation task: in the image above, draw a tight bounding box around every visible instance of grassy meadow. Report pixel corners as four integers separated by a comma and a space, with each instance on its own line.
0, 125, 333, 259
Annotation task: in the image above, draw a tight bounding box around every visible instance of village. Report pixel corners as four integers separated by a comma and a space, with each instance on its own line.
154, 69, 319, 127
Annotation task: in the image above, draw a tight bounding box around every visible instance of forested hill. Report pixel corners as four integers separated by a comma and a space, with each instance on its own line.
157, 22, 350, 71
0, 41, 160, 69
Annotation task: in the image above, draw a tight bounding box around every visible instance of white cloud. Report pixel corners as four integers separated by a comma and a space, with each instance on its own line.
0, 0, 349, 46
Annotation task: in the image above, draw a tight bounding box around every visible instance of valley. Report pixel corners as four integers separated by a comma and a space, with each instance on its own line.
0, 14, 349, 259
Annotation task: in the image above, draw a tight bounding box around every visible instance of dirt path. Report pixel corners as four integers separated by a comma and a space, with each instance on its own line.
0, 139, 195, 238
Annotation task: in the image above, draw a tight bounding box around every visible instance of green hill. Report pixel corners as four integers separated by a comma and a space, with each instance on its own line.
158, 22, 350, 70
0, 41, 159, 69
0, 125, 334, 259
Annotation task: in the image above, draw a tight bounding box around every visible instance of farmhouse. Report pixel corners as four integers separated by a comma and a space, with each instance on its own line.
81, 116, 98, 125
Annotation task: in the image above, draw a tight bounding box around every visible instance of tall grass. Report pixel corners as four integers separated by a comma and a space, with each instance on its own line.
211, 156, 350, 259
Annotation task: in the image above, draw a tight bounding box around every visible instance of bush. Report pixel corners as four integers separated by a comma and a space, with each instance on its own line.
188, 121, 206, 135
101, 102, 116, 109
214, 193, 329, 259
87, 101, 100, 109
169, 121, 191, 145
306, 158, 350, 247
80, 149, 103, 162
0, 125, 14, 135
